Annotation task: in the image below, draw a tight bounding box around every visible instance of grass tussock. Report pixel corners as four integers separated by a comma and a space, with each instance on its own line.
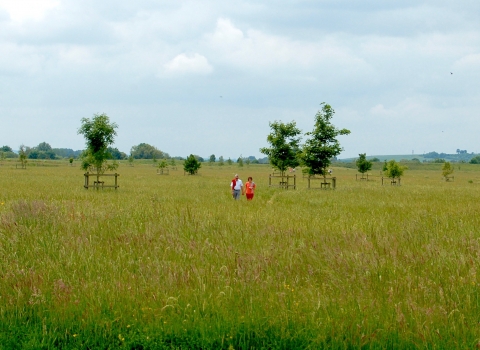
1, 162, 480, 348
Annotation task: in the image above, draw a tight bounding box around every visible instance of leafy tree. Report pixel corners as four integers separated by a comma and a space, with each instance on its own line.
36, 142, 52, 152
227, 157, 233, 165
245, 157, 251, 166
18, 144, 27, 168
128, 155, 134, 166
169, 158, 176, 167
218, 156, 224, 166
51, 148, 82, 158
442, 161, 454, 178
130, 143, 168, 159
371, 157, 380, 162
69, 157, 74, 166
260, 121, 302, 176
382, 160, 388, 172
77, 113, 118, 174
470, 156, 480, 164
184, 154, 201, 175
1, 145, 12, 152
384, 160, 406, 181
28, 150, 56, 159
237, 156, 244, 167
107, 147, 126, 160
209, 154, 216, 164
356, 153, 372, 176
301, 103, 350, 181
158, 159, 168, 169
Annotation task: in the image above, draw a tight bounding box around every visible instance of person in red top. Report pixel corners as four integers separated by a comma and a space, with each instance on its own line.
245, 176, 256, 201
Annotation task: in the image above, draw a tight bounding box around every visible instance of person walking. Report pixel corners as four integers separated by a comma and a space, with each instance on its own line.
245, 176, 256, 201
230, 174, 243, 200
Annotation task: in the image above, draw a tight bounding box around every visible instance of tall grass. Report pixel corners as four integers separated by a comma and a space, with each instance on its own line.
1, 163, 480, 348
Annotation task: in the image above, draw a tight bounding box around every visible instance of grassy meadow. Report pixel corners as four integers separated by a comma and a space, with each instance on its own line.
1, 160, 480, 349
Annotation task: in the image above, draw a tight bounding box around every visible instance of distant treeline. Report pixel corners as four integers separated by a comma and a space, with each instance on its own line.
423, 150, 475, 162
0, 143, 268, 164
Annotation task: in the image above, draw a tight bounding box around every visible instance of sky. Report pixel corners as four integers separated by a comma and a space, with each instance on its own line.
1, 0, 479, 159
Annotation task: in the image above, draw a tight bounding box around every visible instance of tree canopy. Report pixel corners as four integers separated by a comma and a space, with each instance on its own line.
301, 103, 350, 178
384, 160, 406, 179
470, 156, 480, 164
77, 113, 118, 173
36, 142, 52, 152
130, 143, 168, 159
183, 154, 201, 175
356, 153, 373, 174
260, 121, 302, 175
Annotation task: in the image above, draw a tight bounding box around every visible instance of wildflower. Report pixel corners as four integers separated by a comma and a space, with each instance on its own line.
73, 334, 78, 338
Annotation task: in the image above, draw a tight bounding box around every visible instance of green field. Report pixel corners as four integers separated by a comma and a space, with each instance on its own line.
1, 161, 480, 349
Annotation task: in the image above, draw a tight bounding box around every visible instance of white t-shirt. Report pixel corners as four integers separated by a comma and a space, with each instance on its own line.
231, 179, 243, 190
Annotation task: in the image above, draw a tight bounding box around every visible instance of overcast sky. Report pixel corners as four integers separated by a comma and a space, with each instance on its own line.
1, 0, 479, 159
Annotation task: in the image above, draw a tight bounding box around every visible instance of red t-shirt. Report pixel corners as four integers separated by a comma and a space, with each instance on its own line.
245, 181, 256, 194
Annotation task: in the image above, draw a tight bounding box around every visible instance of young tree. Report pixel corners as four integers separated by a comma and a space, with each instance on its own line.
18, 144, 27, 168
128, 155, 134, 166
356, 153, 373, 177
382, 160, 388, 172
69, 157, 74, 166
227, 157, 233, 165
301, 103, 350, 181
77, 113, 118, 174
169, 158, 176, 167
442, 161, 454, 179
260, 121, 302, 176
218, 156, 224, 166
384, 160, 406, 181
184, 154, 201, 175
237, 156, 244, 167
158, 159, 168, 168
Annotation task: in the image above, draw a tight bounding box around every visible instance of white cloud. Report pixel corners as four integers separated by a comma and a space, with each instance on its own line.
163, 53, 213, 75
0, 0, 60, 22
454, 53, 480, 70
58, 46, 96, 65
205, 18, 369, 74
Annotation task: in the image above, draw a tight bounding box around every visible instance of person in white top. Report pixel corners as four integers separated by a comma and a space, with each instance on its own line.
230, 174, 244, 200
